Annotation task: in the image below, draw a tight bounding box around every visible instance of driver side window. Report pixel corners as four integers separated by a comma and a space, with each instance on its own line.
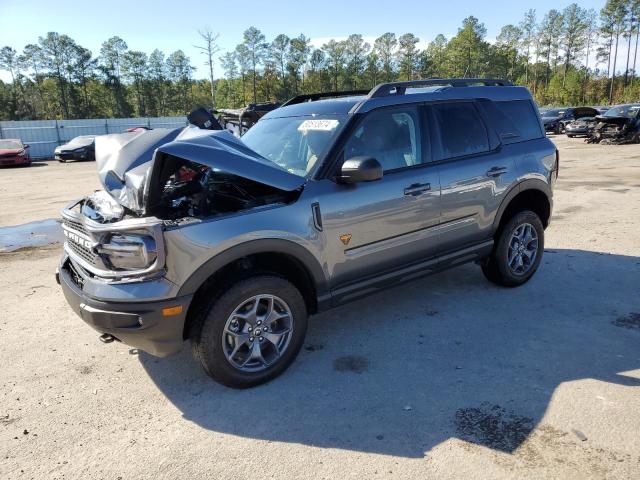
344, 107, 422, 172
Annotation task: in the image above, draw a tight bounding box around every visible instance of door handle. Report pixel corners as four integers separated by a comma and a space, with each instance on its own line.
404, 183, 431, 196
486, 166, 508, 177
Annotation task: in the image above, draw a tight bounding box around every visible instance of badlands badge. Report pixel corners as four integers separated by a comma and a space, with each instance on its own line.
339, 233, 352, 246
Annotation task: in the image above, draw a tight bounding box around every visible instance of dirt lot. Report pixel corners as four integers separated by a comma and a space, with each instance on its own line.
1, 137, 639, 479
0, 161, 100, 228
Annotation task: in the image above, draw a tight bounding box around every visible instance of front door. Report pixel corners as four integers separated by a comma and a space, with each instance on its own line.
318, 105, 441, 293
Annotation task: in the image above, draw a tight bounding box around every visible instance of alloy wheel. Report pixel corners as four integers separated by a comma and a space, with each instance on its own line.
507, 223, 539, 275
221, 294, 294, 372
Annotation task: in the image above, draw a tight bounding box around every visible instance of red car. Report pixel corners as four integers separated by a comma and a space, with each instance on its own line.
0, 139, 31, 167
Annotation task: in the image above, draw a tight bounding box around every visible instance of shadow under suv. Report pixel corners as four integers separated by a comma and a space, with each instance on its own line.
57, 78, 558, 388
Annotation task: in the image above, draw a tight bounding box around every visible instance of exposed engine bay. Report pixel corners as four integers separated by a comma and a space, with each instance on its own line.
60, 107, 306, 280
150, 156, 295, 221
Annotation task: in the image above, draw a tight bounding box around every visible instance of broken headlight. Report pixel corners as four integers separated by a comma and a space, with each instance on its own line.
98, 233, 157, 271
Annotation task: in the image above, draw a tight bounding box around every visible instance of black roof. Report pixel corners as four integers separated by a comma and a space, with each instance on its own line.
263, 95, 365, 118
263, 78, 531, 120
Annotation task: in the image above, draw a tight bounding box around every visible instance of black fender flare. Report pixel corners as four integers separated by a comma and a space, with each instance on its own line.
176, 238, 330, 303
492, 179, 553, 233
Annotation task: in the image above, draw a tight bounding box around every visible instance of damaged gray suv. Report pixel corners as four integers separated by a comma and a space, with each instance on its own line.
57, 79, 558, 388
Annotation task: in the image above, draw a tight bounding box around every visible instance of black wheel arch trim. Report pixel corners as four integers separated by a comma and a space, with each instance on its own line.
492, 179, 552, 232
176, 238, 330, 305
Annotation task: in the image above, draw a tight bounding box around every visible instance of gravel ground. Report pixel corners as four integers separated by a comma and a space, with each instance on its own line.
1, 136, 639, 479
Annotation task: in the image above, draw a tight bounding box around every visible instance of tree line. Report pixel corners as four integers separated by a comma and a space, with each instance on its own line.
1, 0, 638, 121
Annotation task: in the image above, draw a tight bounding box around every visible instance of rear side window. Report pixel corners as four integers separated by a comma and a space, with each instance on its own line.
481, 100, 543, 144
431, 102, 490, 159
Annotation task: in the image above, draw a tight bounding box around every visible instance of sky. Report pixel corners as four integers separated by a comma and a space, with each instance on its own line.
0, 0, 619, 83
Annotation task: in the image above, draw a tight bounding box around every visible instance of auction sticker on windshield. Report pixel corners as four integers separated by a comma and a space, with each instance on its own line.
297, 119, 339, 131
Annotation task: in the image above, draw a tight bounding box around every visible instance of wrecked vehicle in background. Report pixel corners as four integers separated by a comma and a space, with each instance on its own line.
541, 107, 599, 134
216, 102, 280, 136
586, 103, 640, 144
565, 117, 597, 138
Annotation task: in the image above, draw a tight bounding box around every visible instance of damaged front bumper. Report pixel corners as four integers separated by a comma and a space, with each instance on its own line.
57, 255, 191, 356
58, 197, 191, 356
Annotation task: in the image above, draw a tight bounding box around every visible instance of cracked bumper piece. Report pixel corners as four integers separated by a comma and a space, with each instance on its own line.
58, 259, 192, 357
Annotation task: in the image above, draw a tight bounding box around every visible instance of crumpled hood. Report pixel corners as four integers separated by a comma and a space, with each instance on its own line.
594, 115, 634, 126
95, 128, 182, 213
95, 126, 305, 215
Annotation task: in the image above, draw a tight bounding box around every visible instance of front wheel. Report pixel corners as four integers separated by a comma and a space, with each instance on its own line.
191, 275, 308, 388
481, 210, 544, 287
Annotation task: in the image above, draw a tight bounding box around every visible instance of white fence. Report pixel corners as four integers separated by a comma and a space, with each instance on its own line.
0, 117, 187, 159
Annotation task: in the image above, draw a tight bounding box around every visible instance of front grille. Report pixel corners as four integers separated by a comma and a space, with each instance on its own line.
67, 237, 99, 265
62, 217, 89, 235
62, 215, 100, 267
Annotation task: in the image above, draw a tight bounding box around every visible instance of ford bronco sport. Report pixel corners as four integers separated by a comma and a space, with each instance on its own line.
57, 78, 558, 388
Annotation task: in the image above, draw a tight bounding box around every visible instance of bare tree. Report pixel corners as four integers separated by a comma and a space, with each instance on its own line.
194, 27, 220, 108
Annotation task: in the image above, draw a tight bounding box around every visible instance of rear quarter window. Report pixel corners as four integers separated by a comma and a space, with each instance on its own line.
431, 102, 490, 159
480, 100, 543, 144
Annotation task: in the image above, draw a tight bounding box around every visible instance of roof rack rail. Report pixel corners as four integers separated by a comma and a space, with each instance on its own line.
368, 78, 513, 98
281, 89, 370, 107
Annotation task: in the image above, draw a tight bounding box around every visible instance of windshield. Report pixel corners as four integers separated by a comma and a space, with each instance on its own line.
241, 115, 347, 177
603, 104, 640, 118
0, 140, 23, 149
542, 109, 566, 117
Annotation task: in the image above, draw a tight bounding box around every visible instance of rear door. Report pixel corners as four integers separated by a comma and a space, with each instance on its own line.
429, 100, 517, 253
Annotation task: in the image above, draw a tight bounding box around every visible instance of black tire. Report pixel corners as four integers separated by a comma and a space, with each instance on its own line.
567, 134, 574, 138
481, 210, 544, 287
191, 275, 308, 388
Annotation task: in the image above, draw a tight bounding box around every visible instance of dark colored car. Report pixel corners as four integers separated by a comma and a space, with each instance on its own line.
55, 135, 96, 162
216, 102, 282, 136
0, 139, 31, 167
542, 107, 599, 134
587, 103, 640, 144
57, 78, 557, 388
565, 117, 597, 137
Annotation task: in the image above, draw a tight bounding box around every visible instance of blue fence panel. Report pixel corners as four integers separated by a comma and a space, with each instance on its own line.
0, 116, 188, 159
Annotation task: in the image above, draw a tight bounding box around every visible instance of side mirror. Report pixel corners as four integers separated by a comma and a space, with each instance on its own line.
23, 144, 30, 149
337, 156, 383, 184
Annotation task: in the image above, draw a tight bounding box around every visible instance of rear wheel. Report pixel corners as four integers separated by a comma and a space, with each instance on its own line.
481, 210, 544, 287
191, 275, 308, 388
